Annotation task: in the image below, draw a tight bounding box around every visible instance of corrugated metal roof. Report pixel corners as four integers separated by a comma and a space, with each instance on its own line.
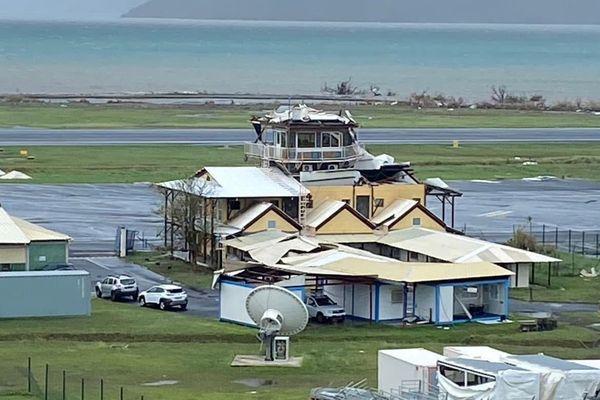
222, 230, 293, 252
12, 217, 71, 242
371, 199, 418, 226
158, 167, 308, 199
305, 200, 346, 228
0, 208, 29, 244
271, 258, 512, 284
227, 202, 273, 230
249, 237, 321, 265
262, 104, 357, 125
316, 233, 380, 243
380, 228, 561, 264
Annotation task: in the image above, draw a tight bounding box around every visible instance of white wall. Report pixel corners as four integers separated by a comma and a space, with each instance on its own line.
220, 280, 304, 326
517, 264, 531, 288
378, 284, 405, 321
220, 281, 255, 326
414, 284, 435, 322
352, 284, 376, 320
484, 283, 506, 316
438, 286, 454, 323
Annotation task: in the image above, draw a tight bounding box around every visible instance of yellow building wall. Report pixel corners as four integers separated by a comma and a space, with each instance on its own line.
316, 209, 374, 235
389, 208, 445, 231
307, 183, 426, 218
244, 211, 299, 233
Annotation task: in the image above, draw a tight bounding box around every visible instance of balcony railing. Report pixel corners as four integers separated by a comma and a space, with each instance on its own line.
244, 142, 364, 162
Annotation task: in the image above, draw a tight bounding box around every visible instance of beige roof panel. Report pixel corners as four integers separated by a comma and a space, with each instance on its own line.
12, 217, 71, 242
371, 199, 418, 226
380, 228, 560, 264
305, 200, 346, 229
223, 230, 293, 252
0, 208, 29, 245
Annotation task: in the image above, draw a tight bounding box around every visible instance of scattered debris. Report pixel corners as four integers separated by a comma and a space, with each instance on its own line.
142, 380, 178, 387
580, 268, 599, 278
233, 379, 274, 388
0, 170, 32, 180
522, 161, 538, 166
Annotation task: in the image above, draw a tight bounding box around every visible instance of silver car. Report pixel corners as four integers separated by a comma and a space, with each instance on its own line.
95, 275, 139, 301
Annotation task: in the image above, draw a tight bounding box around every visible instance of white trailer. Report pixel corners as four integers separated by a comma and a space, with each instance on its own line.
378, 348, 445, 395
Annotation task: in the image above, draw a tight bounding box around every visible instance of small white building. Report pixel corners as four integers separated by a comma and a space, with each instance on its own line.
378, 348, 445, 395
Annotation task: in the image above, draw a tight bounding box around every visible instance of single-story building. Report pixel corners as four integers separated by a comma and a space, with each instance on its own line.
0, 207, 71, 271
317, 227, 561, 288
219, 236, 514, 325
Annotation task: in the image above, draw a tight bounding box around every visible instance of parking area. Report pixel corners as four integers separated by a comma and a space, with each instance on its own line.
71, 257, 219, 318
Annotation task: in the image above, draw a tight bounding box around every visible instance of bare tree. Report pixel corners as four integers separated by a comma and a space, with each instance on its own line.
491, 85, 508, 105
321, 78, 358, 95
158, 178, 217, 267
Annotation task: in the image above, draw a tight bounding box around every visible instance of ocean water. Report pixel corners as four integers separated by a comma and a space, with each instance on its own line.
2, 19, 600, 101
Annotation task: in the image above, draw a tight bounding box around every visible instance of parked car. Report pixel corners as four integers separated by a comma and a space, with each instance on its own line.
306, 293, 346, 323
95, 275, 138, 301
41, 263, 75, 271
138, 284, 188, 311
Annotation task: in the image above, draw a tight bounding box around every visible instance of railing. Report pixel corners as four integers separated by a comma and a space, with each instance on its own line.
244, 142, 364, 162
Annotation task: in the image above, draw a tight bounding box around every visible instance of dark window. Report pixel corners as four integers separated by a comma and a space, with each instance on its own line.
120, 279, 135, 285
356, 196, 370, 218
315, 297, 336, 306
297, 132, 316, 148
167, 288, 183, 294
374, 198, 385, 208
412, 217, 421, 226
1, 264, 11, 271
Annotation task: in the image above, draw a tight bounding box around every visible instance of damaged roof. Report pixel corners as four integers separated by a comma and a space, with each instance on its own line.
253, 104, 358, 126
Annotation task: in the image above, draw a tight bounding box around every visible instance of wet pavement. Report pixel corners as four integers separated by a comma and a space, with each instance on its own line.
73, 257, 219, 318
0, 179, 598, 255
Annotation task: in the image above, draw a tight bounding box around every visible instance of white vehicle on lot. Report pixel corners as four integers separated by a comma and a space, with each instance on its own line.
138, 284, 188, 311
306, 293, 346, 323
95, 275, 138, 301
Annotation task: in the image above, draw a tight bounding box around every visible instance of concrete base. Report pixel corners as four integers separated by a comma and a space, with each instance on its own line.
231, 355, 303, 368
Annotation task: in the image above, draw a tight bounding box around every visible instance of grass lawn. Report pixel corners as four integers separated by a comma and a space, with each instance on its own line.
1, 142, 599, 184
3, 103, 600, 129
126, 252, 214, 290
511, 252, 600, 303
0, 300, 599, 400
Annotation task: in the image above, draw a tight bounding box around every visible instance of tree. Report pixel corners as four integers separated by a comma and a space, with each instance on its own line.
491, 85, 508, 105
321, 78, 358, 95
158, 177, 217, 267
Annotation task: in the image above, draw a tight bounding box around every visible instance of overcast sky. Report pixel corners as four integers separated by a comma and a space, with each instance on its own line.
0, 0, 144, 20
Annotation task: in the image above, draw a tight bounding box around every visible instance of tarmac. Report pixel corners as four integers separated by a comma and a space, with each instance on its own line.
0, 179, 598, 255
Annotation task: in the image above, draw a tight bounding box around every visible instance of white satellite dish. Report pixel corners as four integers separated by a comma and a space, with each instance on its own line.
245, 285, 309, 362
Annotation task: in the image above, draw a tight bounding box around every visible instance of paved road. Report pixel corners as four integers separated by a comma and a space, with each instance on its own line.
1, 128, 600, 145
73, 257, 219, 318
510, 299, 598, 314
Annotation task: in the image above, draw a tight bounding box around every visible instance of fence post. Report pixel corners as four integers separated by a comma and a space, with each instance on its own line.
542, 224, 546, 248
27, 357, 31, 393
582, 231, 586, 255
568, 230, 572, 253
596, 234, 599, 258
120, 386, 124, 400
100, 379, 104, 400
555, 227, 558, 249
44, 364, 49, 400
62, 370, 66, 400
81, 378, 85, 400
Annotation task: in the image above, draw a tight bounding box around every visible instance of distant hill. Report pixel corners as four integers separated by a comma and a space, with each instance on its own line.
124, 0, 600, 24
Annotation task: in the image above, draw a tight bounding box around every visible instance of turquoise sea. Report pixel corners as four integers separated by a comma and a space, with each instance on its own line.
2, 19, 600, 101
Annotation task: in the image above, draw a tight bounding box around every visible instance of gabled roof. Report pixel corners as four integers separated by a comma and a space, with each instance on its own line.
12, 217, 71, 242
371, 199, 446, 229
226, 202, 301, 231
158, 167, 308, 199
305, 199, 375, 230
222, 230, 294, 252
0, 208, 70, 244
0, 208, 29, 244
379, 227, 561, 264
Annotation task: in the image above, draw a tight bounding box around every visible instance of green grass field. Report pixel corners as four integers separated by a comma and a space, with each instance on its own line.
1, 142, 599, 183
126, 252, 214, 290
0, 300, 599, 400
3, 103, 600, 129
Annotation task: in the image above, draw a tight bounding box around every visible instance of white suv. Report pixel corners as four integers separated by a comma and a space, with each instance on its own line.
138, 284, 188, 311
95, 275, 139, 301
306, 293, 346, 323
